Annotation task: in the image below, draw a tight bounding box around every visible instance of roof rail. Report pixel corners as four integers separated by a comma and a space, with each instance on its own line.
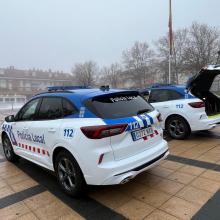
47, 86, 90, 91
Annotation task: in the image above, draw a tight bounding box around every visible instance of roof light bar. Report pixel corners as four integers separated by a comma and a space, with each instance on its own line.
151, 84, 176, 88
47, 86, 90, 91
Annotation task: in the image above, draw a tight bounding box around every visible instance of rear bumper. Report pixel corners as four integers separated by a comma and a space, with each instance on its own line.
190, 116, 220, 131
85, 139, 169, 185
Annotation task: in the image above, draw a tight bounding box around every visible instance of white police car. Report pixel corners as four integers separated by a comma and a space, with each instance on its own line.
1, 86, 168, 196
140, 66, 220, 140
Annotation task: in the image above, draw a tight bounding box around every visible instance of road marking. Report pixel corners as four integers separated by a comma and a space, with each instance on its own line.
0, 185, 46, 209
167, 155, 220, 172
192, 189, 220, 220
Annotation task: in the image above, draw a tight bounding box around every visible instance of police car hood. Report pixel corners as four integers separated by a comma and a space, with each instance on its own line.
186, 65, 220, 99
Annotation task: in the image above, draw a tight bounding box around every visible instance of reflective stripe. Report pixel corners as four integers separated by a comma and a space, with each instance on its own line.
18, 143, 49, 157
137, 115, 148, 127
145, 113, 154, 124
144, 115, 151, 126
133, 116, 144, 128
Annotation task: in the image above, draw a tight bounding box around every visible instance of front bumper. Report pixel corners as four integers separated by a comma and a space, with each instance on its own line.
85, 140, 169, 185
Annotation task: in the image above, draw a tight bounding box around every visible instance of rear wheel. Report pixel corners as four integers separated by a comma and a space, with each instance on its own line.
166, 116, 191, 140
55, 150, 86, 197
2, 134, 19, 162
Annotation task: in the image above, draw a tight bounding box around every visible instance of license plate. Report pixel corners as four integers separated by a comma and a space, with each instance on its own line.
131, 127, 154, 141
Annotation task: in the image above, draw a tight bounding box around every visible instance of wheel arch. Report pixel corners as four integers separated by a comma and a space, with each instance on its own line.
52, 146, 81, 171
165, 114, 191, 131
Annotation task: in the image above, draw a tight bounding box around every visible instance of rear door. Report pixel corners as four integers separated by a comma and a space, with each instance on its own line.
85, 92, 163, 160
149, 89, 184, 120
148, 90, 171, 119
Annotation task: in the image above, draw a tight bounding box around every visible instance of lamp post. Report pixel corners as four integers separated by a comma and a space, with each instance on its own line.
217, 50, 220, 64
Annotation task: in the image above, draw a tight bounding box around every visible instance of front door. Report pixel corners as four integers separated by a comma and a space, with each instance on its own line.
13, 98, 42, 160
27, 97, 63, 168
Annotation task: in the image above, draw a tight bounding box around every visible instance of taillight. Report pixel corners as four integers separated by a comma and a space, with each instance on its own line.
157, 113, 163, 122
80, 124, 128, 139
188, 102, 205, 108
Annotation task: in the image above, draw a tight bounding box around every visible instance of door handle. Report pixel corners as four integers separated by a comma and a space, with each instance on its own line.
163, 106, 169, 108
48, 128, 56, 133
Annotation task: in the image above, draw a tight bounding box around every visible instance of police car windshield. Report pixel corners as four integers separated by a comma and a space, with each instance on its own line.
85, 92, 154, 119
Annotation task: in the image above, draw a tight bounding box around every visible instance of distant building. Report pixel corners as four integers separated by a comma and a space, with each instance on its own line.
0, 66, 73, 98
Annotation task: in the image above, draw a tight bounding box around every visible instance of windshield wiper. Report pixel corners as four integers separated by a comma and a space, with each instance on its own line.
137, 109, 150, 115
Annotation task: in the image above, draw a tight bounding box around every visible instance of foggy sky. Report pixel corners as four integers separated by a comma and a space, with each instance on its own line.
0, 0, 220, 72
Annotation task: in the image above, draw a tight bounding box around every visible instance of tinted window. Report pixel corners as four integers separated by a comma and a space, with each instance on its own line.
149, 90, 182, 103
85, 92, 154, 119
37, 97, 62, 120
17, 98, 40, 121
210, 75, 220, 97
62, 99, 77, 117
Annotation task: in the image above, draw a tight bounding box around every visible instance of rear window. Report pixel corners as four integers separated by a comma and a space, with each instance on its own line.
85, 92, 154, 119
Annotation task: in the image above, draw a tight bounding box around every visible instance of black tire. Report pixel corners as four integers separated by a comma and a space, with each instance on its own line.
55, 150, 86, 197
2, 134, 19, 162
166, 116, 191, 140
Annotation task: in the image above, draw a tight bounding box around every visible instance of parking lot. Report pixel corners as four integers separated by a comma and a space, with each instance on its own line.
1, 108, 220, 220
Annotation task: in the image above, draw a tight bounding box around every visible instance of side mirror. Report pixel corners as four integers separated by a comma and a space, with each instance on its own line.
5, 115, 15, 122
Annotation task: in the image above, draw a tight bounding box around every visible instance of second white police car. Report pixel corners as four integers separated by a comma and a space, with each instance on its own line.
1, 86, 169, 196
140, 65, 220, 140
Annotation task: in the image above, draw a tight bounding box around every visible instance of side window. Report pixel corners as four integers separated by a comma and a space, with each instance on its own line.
62, 99, 77, 117
149, 90, 182, 103
17, 98, 40, 121
169, 90, 183, 100
149, 90, 167, 103
37, 97, 62, 120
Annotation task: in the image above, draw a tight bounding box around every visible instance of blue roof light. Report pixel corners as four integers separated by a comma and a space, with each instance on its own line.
151, 84, 177, 88
47, 86, 90, 91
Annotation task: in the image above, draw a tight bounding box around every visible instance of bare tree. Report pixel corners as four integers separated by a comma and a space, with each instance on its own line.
156, 28, 189, 83
101, 63, 121, 88
156, 23, 220, 83
122, 41, 155, 88
72, 61, 98, 86
183, 22, 220, 73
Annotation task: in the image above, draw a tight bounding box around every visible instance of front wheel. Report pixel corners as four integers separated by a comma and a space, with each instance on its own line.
166, 116, 191, 140
2, 135, 19, 162
55, 150, 86, 197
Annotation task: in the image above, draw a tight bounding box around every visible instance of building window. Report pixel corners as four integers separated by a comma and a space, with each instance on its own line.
0, 79, 7, 88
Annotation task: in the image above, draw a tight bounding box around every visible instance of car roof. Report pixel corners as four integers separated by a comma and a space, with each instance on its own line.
32, 88, 134, 108
143, 84, 186, 93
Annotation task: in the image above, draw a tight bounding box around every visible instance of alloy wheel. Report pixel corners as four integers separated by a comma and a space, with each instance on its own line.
57, 157, 76, 191
169, 119, 185, 137
3, 137, 12, 159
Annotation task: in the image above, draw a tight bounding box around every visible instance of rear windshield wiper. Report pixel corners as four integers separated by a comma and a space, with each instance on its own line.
137, 109, 150, 115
